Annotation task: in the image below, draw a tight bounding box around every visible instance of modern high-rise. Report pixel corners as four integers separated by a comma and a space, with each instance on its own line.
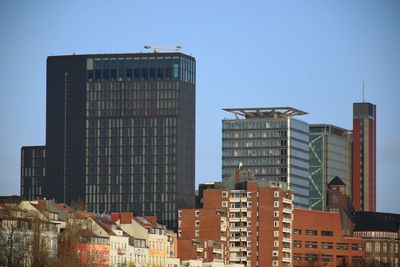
222, 107, 309, 208
22, 52, 196, 228
352, 102, 376, 212
309, 124, 352, 210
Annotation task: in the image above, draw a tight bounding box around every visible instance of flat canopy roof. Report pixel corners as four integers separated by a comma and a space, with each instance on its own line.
223, 107, 307, 118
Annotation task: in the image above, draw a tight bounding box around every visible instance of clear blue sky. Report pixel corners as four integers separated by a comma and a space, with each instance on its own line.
0, 1, 399, 213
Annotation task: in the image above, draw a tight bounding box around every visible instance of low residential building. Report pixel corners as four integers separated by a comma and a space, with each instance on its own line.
353, 212, 400, 266
58, 228, 109, 266
0, 203, 58, 267
112, 212, 179, 267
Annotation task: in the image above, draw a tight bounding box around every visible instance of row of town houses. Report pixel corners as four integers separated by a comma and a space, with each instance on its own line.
1, 169, 400, 267
0, 198, 242, 267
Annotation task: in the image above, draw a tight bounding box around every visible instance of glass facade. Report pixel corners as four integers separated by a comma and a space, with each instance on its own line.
21, 146, 46, 200
309, 124, 352, 210
222, 114, 309, 208
41, 52, 195, 229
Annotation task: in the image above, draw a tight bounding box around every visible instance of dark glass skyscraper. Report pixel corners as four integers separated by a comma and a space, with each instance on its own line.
22, 52, 196, 228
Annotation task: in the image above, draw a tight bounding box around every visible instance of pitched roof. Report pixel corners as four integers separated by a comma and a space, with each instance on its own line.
354, 212, 400, 232
328, 176, 346, 186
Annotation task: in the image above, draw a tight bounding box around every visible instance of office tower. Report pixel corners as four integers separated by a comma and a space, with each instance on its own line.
22, 52, 196, 229
222, 107, 309, 208
309, 124, 352, 210
352, 102, 376, 212
20, 146, 46, 200
178, 169, 294, 267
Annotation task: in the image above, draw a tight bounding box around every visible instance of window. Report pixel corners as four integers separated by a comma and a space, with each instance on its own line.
352, 256, 364, 264
305, 241, 317, 248
321, 242, 333, 249
178, 230, 182, 237
294, 229, 302, 235
272, 260, 278, 266
305, 230, 317, 236
274, 231, 279, 237
274, 191, 279, 198
272, 250, 279, 257
274, 211, 279, 217
195, 230, 199, 237
294, 240, 301, 248
195, 210, 200, 217
274, 221, 279, 227
321, 231, 333, 236
274, 240, 279, 247
375, 242, 381, 253
305, 254, 318, 262
337, 243, 349, 250
195, 220, 200, 227
222, 201, 228, 207
321, 255, 333, 262
178, 211, 182, 217
178, 220, 181, 227
352, 243, 363, 251
222, 191, 228, 198
382, 242, 387, 253
366, 242, 372, 252
274, 201, 279, 208
294, 254, 301, 260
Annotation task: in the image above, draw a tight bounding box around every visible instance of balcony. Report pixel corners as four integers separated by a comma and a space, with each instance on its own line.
197, 247, 204, 252
213, 248, 223, 254
283, 238, 292, 243
241, 217, 247, 222
283, 208, 292, 214
283, 248, 292, 253
230, 256, 247, 262
230, 237, 240, 242
221, 236, 226, 241
229, 198, 240, 202
229, 207, 241, 212
230, 228, 240, 232
283, 257, 292, 262
282, 218, 292, 224
283, 228, 291, 233
229, 217, 241, 222
229, 247, 242, 252
240, 198, 247, 202
240, 227, 247, 231
283, 197, 292, 204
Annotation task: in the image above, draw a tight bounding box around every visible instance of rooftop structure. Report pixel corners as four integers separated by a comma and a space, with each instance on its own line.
223, 107, 307, 118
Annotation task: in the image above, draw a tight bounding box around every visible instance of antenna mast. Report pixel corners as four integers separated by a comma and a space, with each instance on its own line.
362, 81, 365, 102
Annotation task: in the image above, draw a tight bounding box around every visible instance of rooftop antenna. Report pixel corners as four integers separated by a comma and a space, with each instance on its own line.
144, 45, 182, 53
362, 80, 365, 102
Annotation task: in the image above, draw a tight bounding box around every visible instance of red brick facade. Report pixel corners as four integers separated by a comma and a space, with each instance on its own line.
293, 209, 365, 267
